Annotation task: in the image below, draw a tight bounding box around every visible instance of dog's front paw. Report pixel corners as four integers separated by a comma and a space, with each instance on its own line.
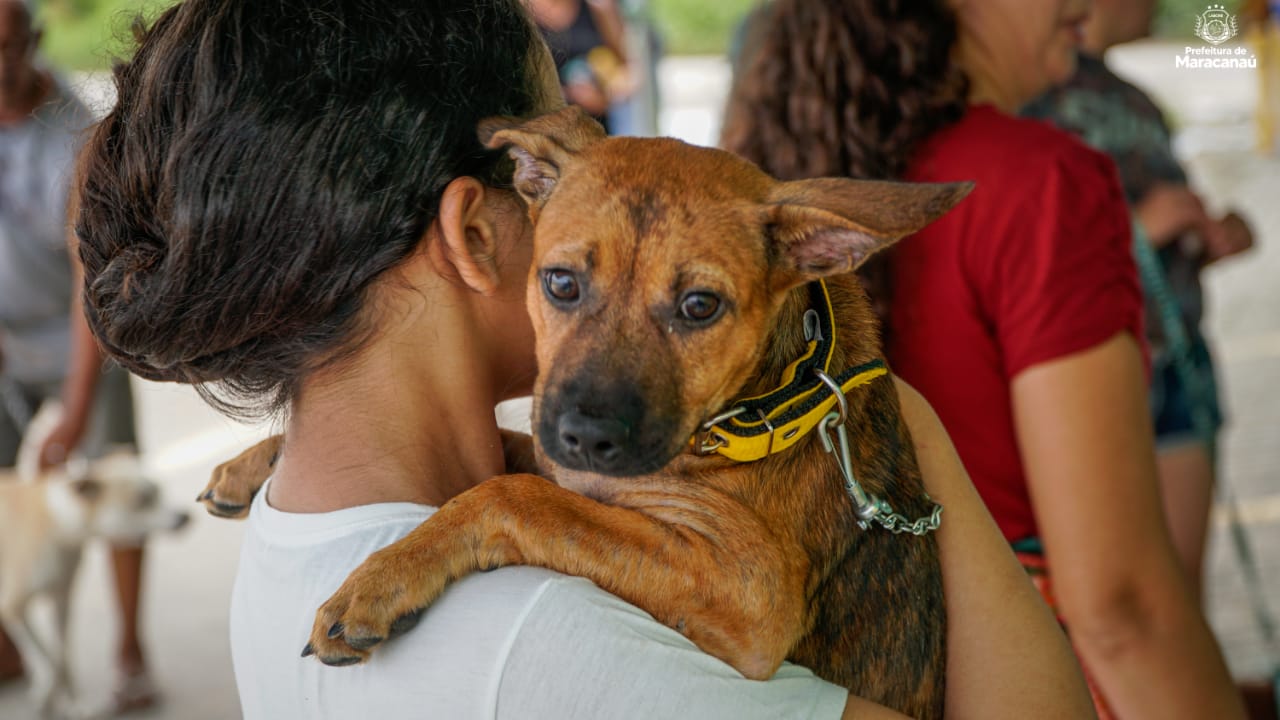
198, 435, 283, 519
302, 545, 448, 666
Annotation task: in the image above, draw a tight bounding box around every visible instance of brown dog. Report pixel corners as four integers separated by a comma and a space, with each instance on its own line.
204, 107, 969, 717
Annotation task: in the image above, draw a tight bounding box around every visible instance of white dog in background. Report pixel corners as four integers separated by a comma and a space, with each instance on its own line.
0, 404, 189, 719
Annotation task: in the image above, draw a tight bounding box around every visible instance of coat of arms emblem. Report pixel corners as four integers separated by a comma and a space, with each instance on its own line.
1195, 4, 1239, 46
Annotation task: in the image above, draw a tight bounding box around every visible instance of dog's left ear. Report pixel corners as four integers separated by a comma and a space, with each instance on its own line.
479, 106, 607, 215
765, 178, 974, 288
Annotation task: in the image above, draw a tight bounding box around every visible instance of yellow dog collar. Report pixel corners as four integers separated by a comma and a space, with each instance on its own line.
695, 280, 888, 463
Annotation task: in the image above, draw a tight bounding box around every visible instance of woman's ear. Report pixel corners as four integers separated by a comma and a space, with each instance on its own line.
435, 176, 503, 295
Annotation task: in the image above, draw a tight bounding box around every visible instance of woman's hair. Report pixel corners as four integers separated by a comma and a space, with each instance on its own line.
721, 0, 967, 181
720, 0, 968, 333
76, 0, 545, 418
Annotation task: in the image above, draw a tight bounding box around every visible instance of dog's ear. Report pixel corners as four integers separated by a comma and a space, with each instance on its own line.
764, 178, 973, 289
478, 106, 607, 213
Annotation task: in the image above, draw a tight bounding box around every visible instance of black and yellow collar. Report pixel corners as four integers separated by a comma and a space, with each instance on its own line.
696, 280, 887, 463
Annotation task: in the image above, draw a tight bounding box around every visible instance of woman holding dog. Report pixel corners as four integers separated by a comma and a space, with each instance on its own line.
723, 0, 1245, 718
73, 0, 1091, 717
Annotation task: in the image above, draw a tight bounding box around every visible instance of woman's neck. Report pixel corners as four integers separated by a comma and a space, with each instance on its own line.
956, 38, 1027, 114
267, 290, 511, 513
966, 80, 1019, 114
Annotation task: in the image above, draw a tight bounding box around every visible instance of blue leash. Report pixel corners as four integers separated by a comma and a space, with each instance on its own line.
1131, 220, 1280, 711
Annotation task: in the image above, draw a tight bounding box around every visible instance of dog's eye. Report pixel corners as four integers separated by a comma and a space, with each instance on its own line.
543, 269, 580, 303
679, 292, 721, 323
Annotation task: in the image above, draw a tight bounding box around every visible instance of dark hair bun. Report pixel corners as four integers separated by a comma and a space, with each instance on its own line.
75, 0, 542, 417
82, 238, 183, 381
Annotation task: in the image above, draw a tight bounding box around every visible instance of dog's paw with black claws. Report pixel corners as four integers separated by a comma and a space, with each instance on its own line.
198, 435, 283, 520
196, 487, 255, 519
303, 545, 444, 665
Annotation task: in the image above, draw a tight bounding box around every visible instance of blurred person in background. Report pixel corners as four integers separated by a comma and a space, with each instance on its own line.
0, 0, 157, 712
527, 0, 633, 133
722, 0, 1246, 718
1024, 0, 1255, 607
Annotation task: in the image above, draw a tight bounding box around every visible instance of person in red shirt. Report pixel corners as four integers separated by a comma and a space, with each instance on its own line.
895, 107, 1144, 548
723, 1, 1244, 718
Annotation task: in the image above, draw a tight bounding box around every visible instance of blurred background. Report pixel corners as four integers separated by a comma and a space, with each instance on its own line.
2, 0, 1278, 717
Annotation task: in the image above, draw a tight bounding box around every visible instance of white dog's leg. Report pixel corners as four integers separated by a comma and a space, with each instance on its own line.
45, 584, 78, 719
1, 605, 58, 718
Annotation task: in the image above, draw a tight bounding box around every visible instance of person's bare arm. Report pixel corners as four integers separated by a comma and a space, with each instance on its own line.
889, 377, 1097, 720
1012, 332, 1245, 719
1134, 184, 1211, 248
583, 0, 635, 103
585, 0, 629, 64
1203, 212, 1254, 265
38, 231, 105, 471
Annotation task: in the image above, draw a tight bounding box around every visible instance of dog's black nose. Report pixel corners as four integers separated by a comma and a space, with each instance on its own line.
557, 411, 627, 468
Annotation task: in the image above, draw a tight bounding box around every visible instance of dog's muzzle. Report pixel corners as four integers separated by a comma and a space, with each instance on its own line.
555, 411, 629, 472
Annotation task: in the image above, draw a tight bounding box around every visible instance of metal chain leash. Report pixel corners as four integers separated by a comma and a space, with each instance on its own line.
816, 399, 943, 536
875, 502, 945, 536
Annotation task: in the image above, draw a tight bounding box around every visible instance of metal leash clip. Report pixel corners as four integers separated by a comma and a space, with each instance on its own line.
818, 410, 884, 529
815, 373, 943, 536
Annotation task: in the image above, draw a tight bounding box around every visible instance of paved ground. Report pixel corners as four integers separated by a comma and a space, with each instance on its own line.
2, 40, 1277, 718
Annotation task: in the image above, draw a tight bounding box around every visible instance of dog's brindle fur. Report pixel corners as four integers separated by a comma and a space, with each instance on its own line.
214, 107, 969, 718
